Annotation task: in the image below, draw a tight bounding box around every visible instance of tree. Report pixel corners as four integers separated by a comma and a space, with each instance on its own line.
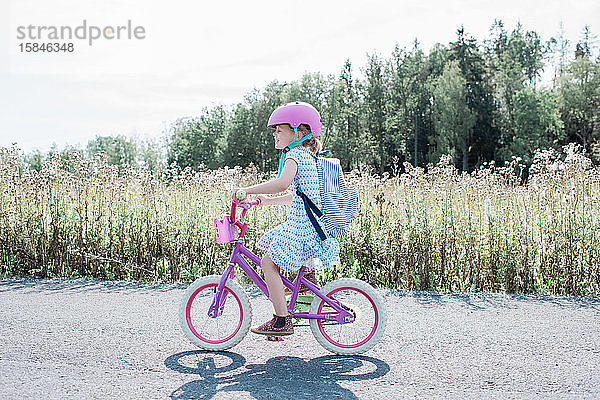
201, 105, 229, 169
577, 25, 598, 59
166, 106, 229, 170
449, 27, 497, 168
423, 43, 451, 164
557, 56, 600, 150
510, 87, 565, 162
327, 60, 362, 170
136, 137, 165, 172
549, 21, 570, 81
283, 72, 330, 116
24, 150, 44, 171
364, 53, 392, 173
387, 41, 431, 168
87, 135, 136, 168
430, 60, 476, 170
224, 103, 256, 169
245, 82, 286, 172
486, 22, 546, 161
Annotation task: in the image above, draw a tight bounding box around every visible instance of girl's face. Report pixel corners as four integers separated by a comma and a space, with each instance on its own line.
272, 124, 302, 150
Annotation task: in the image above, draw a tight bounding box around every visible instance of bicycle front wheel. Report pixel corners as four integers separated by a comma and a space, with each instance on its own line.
179, 275, 252, 351
309, 278, 387, 355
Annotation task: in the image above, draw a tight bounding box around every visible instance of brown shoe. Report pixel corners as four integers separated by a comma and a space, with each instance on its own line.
285, 270, 319, 294
251, 314, 294, 336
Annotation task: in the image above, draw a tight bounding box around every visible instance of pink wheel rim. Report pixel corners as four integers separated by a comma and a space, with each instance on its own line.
317, 286, 379, 349
186, 283, 243, 344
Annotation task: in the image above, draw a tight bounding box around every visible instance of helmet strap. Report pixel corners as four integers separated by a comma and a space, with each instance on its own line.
276, 128, 313, 178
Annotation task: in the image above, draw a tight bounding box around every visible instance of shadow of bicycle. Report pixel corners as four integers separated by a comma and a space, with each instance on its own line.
165, 350, 390, 400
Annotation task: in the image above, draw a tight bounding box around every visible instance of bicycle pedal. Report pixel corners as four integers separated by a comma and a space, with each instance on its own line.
265, 335, 284, 342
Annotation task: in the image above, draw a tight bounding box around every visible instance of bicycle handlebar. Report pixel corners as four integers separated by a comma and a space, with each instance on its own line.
230, 199, 260, 224
227, 198, 259, 240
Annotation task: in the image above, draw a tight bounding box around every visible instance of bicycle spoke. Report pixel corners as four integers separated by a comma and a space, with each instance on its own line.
197, 313, 210, 336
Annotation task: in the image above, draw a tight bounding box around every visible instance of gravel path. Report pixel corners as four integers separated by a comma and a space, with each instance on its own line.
1, 277, 599, 399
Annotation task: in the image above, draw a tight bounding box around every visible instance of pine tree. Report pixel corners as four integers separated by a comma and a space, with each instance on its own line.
430, 60, 476, 170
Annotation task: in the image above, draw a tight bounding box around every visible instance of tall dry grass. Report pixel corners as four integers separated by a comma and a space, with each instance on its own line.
1, 144, 599, 296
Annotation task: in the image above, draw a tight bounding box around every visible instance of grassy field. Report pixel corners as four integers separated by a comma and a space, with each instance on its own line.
1, 144, 599, 296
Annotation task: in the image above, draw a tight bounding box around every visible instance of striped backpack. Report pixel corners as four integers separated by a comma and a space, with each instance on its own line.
296, 151, 358, 241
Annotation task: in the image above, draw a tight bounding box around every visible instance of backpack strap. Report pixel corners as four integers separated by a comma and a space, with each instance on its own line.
296, 189, 327, 241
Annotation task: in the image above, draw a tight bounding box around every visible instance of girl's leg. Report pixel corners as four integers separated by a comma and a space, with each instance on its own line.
261, 254, 288, 316
250, 255, 295, 336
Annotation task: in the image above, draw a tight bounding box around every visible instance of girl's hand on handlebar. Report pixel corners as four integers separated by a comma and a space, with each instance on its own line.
232, 188, 246, 203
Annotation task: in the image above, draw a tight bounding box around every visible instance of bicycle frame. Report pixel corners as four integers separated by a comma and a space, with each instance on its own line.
208, 240, 354, 324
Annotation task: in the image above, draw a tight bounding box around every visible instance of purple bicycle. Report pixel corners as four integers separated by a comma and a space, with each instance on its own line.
178, 199, 387, 355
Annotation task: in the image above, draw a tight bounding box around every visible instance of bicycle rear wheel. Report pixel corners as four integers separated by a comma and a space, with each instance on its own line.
179, 275, 252, 351
309, 278, 386, 355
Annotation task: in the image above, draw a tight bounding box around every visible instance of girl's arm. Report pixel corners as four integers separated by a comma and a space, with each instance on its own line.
259, 193, 293, 206
234, 158, 298, 199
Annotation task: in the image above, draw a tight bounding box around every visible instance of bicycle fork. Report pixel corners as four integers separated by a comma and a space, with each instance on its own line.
207, 263, 235, 318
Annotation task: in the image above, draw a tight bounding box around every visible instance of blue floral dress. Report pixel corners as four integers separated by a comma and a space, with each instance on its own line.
257, 146, 340, 273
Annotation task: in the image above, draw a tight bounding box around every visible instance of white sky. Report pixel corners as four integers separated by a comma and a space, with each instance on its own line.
1, 0, 598, 153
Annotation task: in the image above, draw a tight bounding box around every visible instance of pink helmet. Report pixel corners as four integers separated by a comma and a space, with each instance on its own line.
267, 101, 322, 137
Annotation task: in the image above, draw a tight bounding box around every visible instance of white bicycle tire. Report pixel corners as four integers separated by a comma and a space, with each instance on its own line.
309, 278, 387, 355
179, 275, 252, 351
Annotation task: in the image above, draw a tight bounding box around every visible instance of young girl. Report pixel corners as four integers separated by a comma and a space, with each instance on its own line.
233, 101, 340, 336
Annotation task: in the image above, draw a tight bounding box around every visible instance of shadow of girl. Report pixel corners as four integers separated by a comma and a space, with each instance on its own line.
165, 351, 390, 400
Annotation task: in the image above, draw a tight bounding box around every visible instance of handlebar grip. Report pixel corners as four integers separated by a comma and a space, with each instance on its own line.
235, 190, 247, 201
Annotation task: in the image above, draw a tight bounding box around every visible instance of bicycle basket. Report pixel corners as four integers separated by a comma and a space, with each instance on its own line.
214, 216, 239, 243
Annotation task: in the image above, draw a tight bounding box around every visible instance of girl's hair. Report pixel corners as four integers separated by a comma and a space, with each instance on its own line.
297, 124, 322, 154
